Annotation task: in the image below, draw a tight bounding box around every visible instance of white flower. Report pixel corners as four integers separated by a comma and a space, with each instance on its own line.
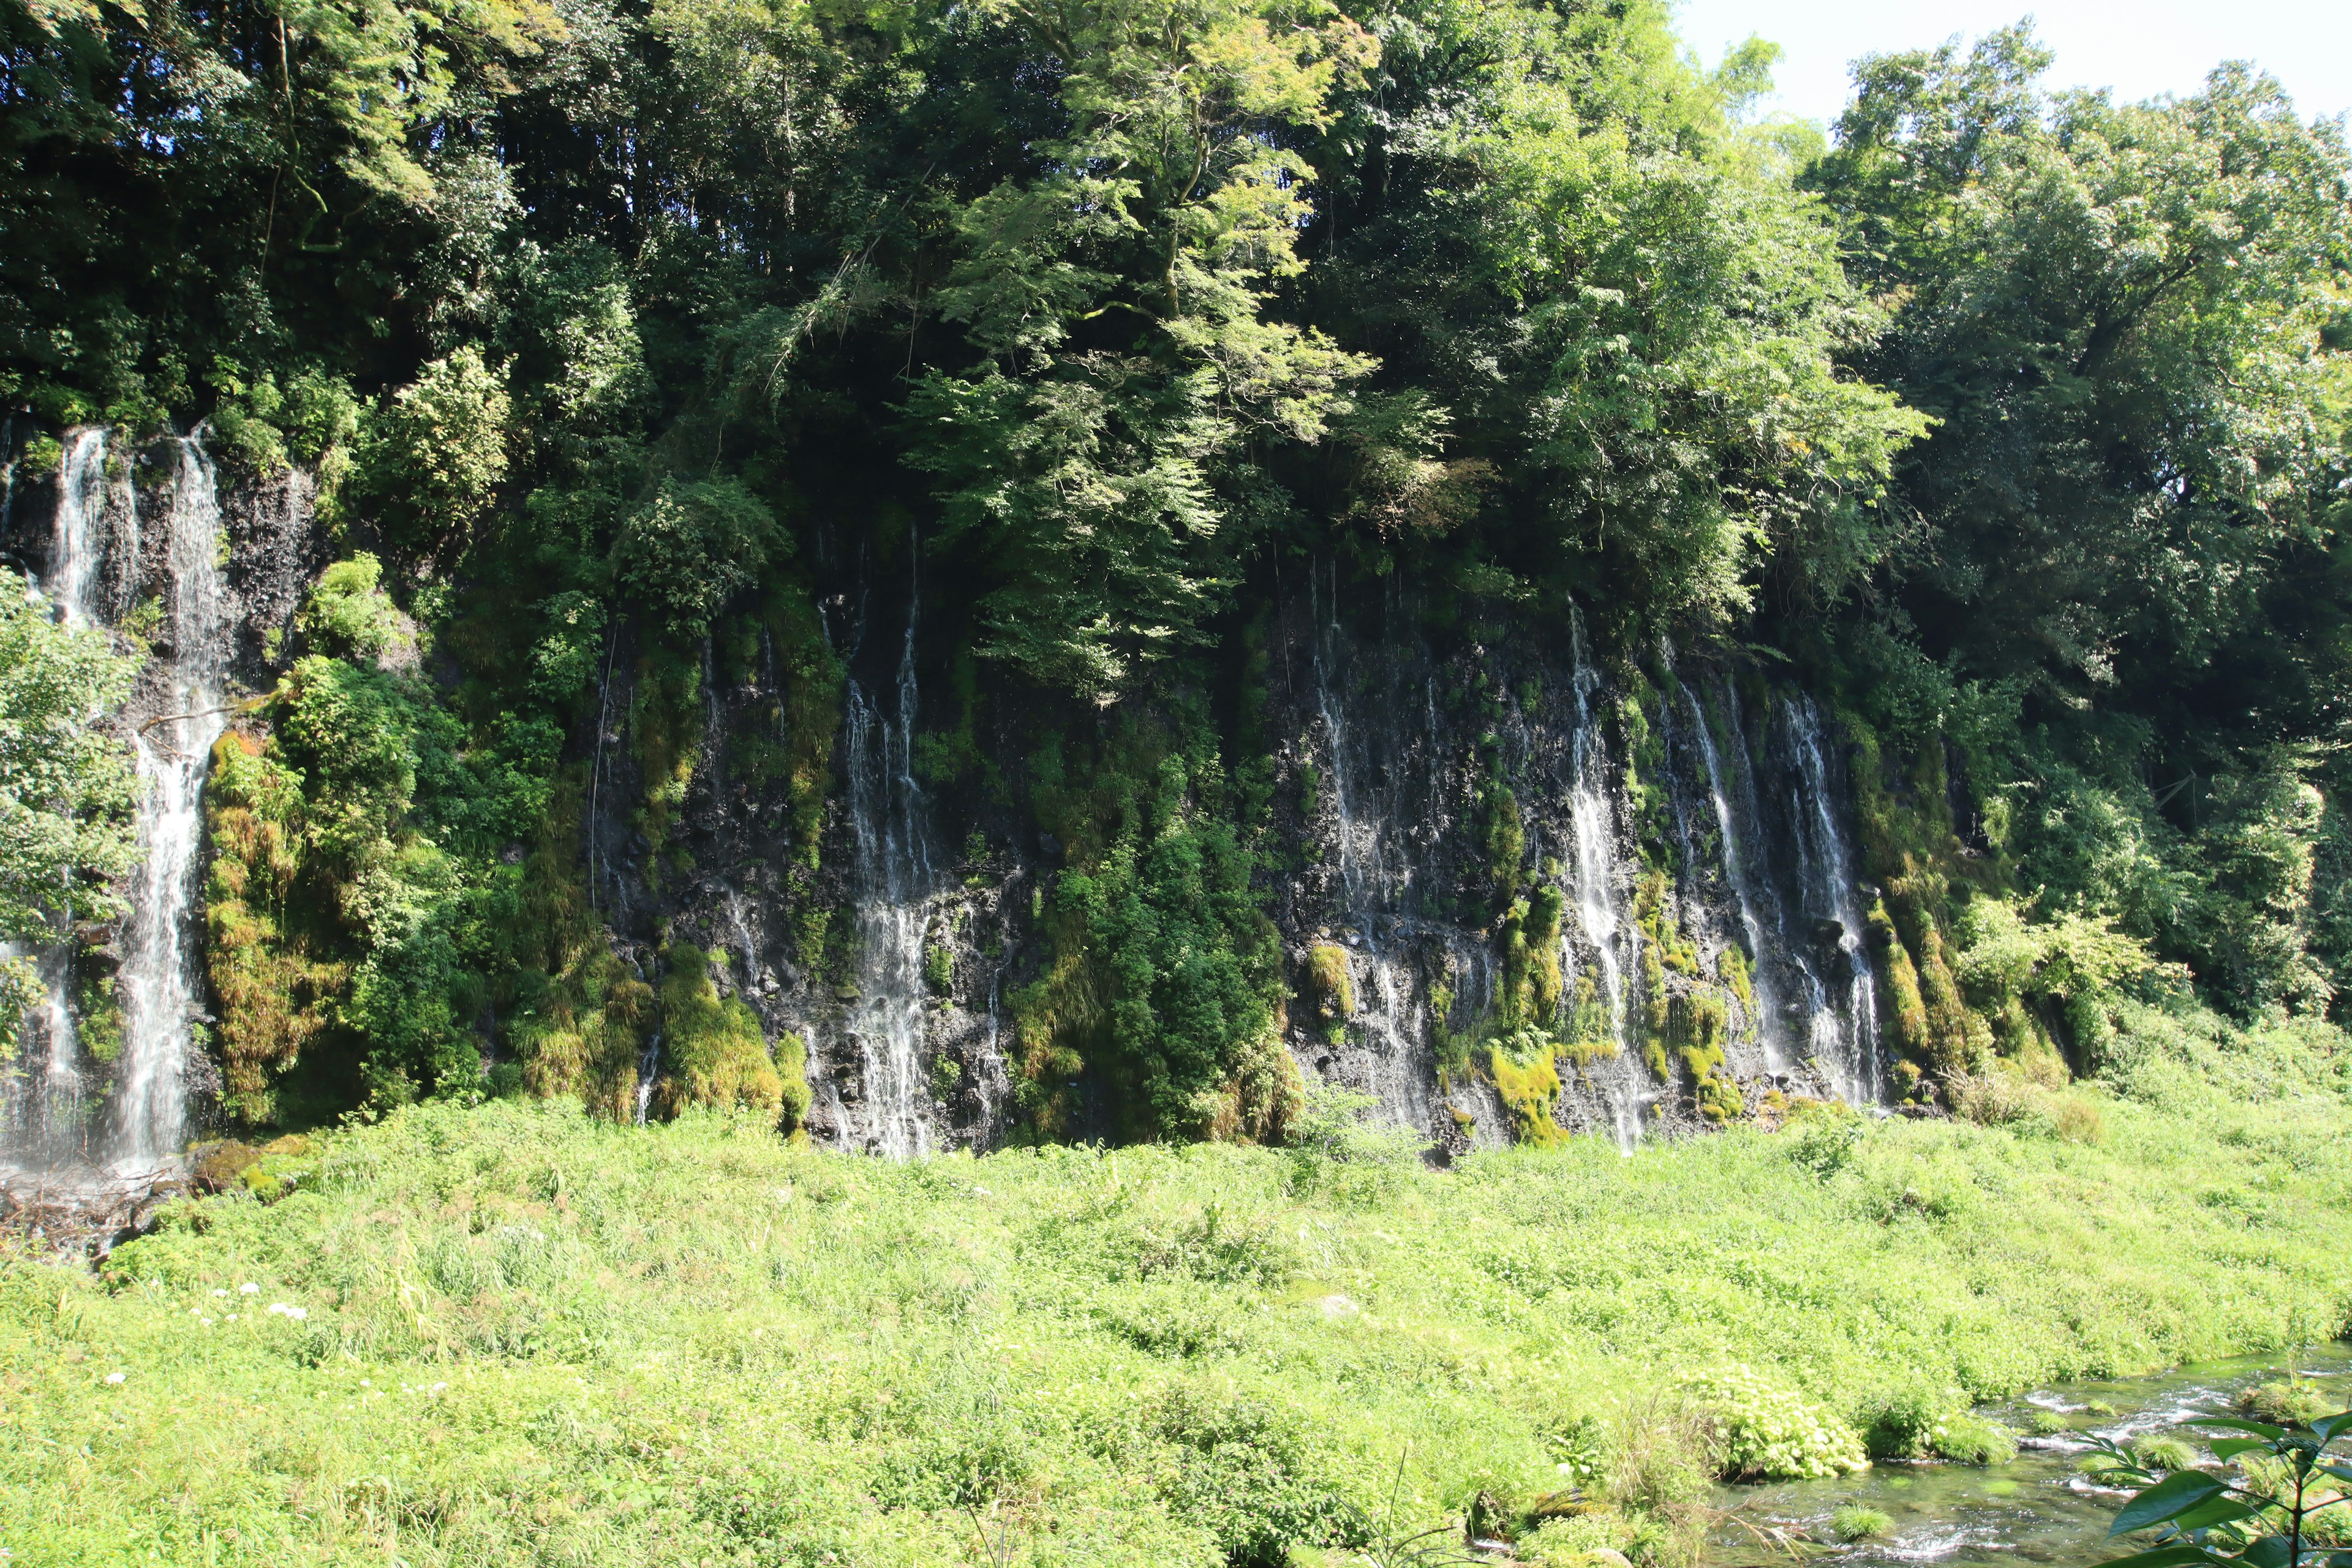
266, 1302, 308, 1321
103, 1372, 126, 1385
431, 1382, 447, 1394
211, 1289, 228, 1298
238, 1283, 258, 1295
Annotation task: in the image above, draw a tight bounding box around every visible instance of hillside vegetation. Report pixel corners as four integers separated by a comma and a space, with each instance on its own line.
4, 0, 2350, 1135
4, 1002, 2348, 1566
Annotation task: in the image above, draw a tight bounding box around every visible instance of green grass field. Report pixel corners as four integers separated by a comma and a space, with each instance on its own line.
4, 1003, 2350, 1567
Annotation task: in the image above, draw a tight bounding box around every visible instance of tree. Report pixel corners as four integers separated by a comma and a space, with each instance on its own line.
0, 567, 137, 1058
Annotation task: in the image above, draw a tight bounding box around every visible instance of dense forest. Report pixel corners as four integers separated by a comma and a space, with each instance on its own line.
2, 0, 2350, 1140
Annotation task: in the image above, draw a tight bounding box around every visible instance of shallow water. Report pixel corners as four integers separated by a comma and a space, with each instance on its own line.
1708, 1346, 2352, 1565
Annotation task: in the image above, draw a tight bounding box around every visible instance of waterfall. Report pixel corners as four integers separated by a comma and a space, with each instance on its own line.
1308, 565, 1435, 1135
1787, 697, 1883, 1105
839, 596, 935, 1159
1682, 685, 1785, 1071
1563, 608, 1649, 1152
0, 941, 86, 1167
3, 433, 115, 1168
635, 1034, 662, 1125
111, 435, 232, 1170
47, 429, 123, 630
1720, 684, 1836, 1070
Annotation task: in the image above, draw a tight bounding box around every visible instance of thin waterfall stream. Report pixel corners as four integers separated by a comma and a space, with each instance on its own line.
1564, 607, 1649, 1151
1787, 695, 1883, 1104
840, 595, 937, 1159
1310, 563, 1438, 1134
1684, 684, 1784, 1071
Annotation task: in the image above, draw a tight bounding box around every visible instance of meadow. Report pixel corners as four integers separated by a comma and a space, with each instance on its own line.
3, 1001, 2349, 1567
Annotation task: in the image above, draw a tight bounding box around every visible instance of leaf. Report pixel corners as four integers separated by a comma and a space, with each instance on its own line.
2238, 1536, 2293, 1568
2166, 1497, 2259, 1532
2313, 1412, 2352, 1442
2111, 1471, 2230, 1537
2093, 1548, 2228, 1568
2211, 1439, 2272, 1461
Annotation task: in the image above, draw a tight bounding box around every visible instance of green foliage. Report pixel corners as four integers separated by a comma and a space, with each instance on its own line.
655, 944, 783, 1120
1499, 888, 1565, 1031
1679, 1365, 1869, 1479
297, 554, 409, 663
1018, 728, 1281, 1139
2089, 1389, 2352, 1568
1833, 1505, 1893, 1541
2, 1014, 2351, 1563
609, 478, 785, 641
0, 567, 140, 945
356, 347, 514, 562
1306, 943, 1355, 1044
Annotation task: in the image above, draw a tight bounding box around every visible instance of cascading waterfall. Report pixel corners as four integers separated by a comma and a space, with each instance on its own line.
839, 599, 937, 1160
1563, 608, 1649, 1152
7, 430, 230, 1173
1682, 684, 1784, 1071
1310, 565, 1435, 1134
1719, 680, 1837, 1079
111, 435, 232, 1169
1786, 696, 1883, 1104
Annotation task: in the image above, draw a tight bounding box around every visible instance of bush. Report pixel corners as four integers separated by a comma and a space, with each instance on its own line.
1930, 1411, 2016, 1466
2237, 1381, 2326, 1425
1680, 1365, 1869, 1480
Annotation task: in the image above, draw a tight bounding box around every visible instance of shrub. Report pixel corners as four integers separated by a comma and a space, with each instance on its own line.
2236, 1381, 2326, 1425
1521, 1512, 1633, 1565
1929, 1411, 2016, 1466
658, 944, 783, 1119
1680, 1365, 1869, 1480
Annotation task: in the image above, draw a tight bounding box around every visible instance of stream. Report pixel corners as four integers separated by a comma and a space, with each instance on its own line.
1709, 1345, 2352, 1565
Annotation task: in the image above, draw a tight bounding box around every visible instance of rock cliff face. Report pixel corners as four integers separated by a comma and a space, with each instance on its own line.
4, 442, 1889, 1164
1, 431, 320, 1172
636, 552, 1887, 1158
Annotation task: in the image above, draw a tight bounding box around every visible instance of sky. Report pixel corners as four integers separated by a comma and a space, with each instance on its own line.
1673, 0, 2352, 127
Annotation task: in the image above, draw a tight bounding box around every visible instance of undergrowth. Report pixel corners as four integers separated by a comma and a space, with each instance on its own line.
2, 1005, 2348, 1566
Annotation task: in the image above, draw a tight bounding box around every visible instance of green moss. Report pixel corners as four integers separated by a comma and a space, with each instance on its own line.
657, 944, 784, 1121
1306, 944, 1355, 1042
1499, 887, 1565, 1030
1717, 943, 1752, 1008
1487, 1035, 1568, 1146
923, 943, 955, 997
1482, 782, 1526, 904
765, 582, 843, 871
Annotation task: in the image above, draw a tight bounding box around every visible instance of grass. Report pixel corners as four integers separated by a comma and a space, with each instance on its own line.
2, 1008, 2350, 1566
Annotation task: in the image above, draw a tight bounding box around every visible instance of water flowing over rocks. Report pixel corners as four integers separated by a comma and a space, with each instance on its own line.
1, 426, 315, 1188
6, 435, 1887, 1166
